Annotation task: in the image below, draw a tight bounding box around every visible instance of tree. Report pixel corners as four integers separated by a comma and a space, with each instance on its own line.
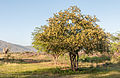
3, 48, 9, 54
32, 6, 110, 71
110, 32, 120, 52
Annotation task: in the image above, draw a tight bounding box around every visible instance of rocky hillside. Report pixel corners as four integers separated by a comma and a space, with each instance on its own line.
0, 40, 37, 52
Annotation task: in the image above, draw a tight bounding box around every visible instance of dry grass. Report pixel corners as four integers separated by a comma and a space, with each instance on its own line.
0, 52, 120, 78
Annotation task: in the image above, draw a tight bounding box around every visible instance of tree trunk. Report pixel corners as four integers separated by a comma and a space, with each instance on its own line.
52, 52, 61, 65
52, 54, 58, 65
69, 52, 73, 70
76, 52, 79, 70
73, 54, 76, 71
69, 52, 79, 71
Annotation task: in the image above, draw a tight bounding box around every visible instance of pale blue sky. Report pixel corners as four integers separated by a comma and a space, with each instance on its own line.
0, 0, 120, 46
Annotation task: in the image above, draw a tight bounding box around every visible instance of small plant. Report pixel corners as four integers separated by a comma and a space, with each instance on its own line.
79, 54, 88, 62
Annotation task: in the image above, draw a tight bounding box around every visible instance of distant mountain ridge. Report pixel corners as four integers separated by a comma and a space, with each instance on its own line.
0, 40, 37, 52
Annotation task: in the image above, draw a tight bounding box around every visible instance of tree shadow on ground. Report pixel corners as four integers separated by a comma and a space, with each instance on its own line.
24, 62, 120, 78
0, 58, 51, 64
2, 62, 118, 78
0, 62, 120, 78
95, 74, 120, 78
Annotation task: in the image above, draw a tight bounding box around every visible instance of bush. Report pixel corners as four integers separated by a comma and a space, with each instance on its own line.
79, 55, 110, 63
111, 52, 120, 63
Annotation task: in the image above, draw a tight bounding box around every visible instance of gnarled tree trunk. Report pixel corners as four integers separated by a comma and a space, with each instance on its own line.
69, 52, 79, 71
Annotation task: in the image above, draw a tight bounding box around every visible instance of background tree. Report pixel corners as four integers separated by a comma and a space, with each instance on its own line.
3, 48, 9, 54
32, 6, 110, 71
110, 31, 120, 52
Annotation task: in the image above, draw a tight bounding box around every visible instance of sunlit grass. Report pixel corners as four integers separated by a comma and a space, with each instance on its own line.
0, 53, 120, 78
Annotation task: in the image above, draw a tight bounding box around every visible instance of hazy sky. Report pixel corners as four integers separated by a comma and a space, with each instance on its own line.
0, 0, 120, 46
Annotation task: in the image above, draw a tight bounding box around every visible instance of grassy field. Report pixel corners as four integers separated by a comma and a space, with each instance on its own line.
0, 52, 120, 78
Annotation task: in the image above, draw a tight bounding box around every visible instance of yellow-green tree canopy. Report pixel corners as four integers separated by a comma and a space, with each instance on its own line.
33, 6, 109, 53
32, 6, 110, 71
110, 31, 120, 52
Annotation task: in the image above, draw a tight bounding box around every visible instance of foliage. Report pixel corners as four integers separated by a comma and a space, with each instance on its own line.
32, 6, 110, 71
79, 56, 110, 63
110, 31, 120, 52
110, 31, 120, 63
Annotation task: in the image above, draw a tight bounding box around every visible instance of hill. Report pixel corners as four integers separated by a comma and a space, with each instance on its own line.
0, 40, 37, 52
